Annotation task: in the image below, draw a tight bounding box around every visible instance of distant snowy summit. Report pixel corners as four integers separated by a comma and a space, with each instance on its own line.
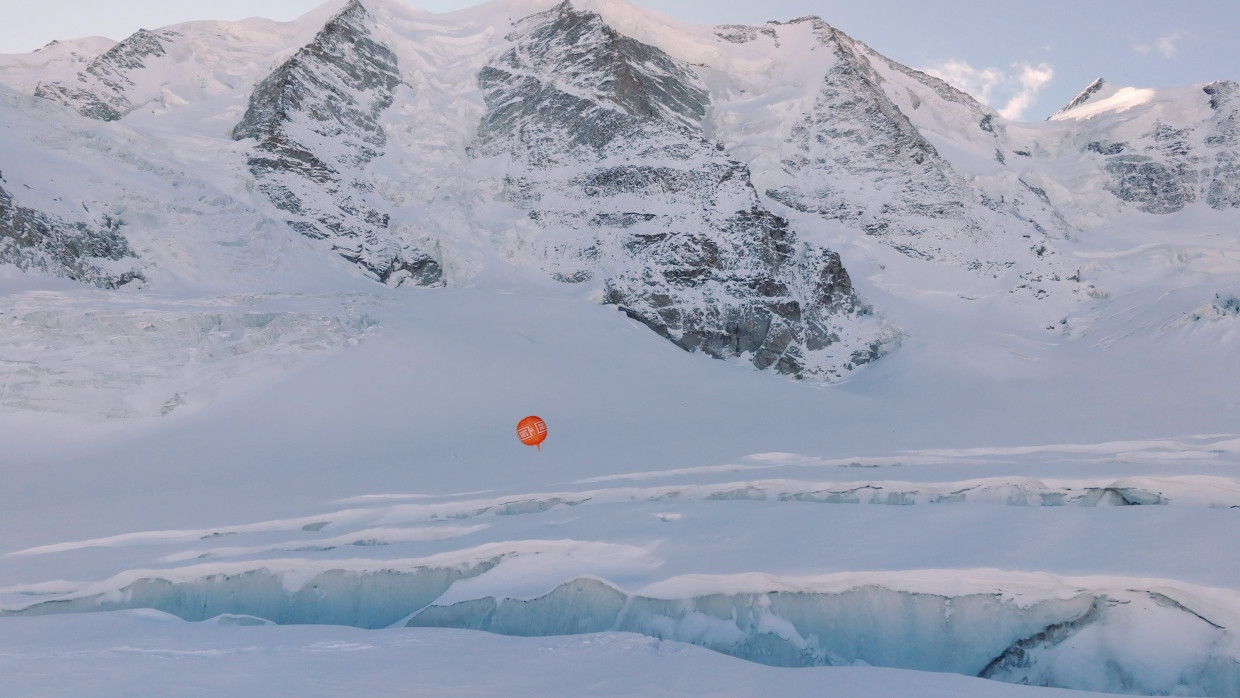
1050, 76, 1240, 213
1, 0, 1237, 381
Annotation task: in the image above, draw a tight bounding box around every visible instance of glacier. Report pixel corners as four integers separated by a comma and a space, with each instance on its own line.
2, 0, 1239, 695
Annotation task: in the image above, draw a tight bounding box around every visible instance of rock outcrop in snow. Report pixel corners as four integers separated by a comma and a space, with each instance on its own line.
475, 3, 890, 377
1204, 80, 1240, 209
1055, 78, 1240, 214
0, 182, 143, 289
232, 0, 443, 286
2, 0, 1238, 381
33, 29, 177, 121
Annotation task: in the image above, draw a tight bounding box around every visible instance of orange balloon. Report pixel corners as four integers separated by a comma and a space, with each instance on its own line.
517, 415, 548, 450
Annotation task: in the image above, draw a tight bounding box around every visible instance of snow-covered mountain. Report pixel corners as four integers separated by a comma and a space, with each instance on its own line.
2, 1, 1240, 696
5, 0, 1234, 383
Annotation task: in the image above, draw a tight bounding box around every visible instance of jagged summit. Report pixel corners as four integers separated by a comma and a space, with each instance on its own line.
0, 0, 1237, 385
32, 28, 177, 121
473, 0, 889, 377
479, 1, 709, 153
1050, 77, 1113, 118
30, 36, 117, 55
229, 0, 444, 287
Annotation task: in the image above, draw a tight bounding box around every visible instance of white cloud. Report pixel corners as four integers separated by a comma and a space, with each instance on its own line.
1134, 30, 1184, 59
921, 60, 1055, 121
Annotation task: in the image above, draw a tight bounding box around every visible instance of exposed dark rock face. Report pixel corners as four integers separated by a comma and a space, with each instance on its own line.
6, 0, 1239, 387
602, 206, 869, 375
1101, 122, 1201, 214
232, 0, 441, 287
0, 184, 144, 288
475, 2, 885, 378
475, 2, 709, 160
1085, 81, 1240, 214
33, 29, 176, 121
1204, 80, 1240, 210
1217, 294, 1240, 315
1104, 156, 1195, 214
714, 25, 779, 45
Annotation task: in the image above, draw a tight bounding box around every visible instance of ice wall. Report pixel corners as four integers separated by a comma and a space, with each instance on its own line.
408, 577, 1240, 696
5, 560, 500, 630
6, 562, 1239, 695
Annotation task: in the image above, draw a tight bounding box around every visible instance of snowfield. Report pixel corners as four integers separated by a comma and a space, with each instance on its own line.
3, 280, 1238, 696
2, 0, 1240, 696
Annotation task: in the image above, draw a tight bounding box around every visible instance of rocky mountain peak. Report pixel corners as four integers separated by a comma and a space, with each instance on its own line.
231, 0, 442, 287
1204, 79, 1238, 112
1054, 77, 1109, 117
3, 0, 1237, 383
474, 4, 891, 378
1074, 80, 1240, 214
32, 27, 178, 121
477, 1, 708, 162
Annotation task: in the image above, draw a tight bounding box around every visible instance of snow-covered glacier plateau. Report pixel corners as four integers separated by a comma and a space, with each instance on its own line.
2, 0, 1239, 696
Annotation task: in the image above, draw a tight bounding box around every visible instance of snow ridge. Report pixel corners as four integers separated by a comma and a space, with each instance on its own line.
757, 20, 1076, 301
32, 29, 178, 121
1053, 77, 1110, 117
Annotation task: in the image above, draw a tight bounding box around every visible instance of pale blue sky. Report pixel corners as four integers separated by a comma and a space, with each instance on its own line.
2, 0, 1236, 120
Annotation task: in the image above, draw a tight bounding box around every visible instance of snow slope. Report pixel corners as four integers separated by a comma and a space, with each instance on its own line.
2, 0, 1240, 695
0, 614, 1121, 698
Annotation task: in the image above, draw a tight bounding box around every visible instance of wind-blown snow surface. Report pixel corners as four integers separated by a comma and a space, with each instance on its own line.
3, 0, 1240, 695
